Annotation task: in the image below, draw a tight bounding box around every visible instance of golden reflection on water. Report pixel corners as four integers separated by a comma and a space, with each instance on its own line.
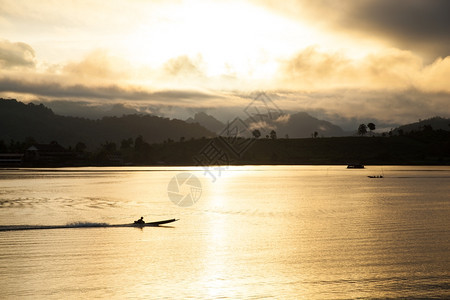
203, 214, 228, 298
0, 166, 449, 299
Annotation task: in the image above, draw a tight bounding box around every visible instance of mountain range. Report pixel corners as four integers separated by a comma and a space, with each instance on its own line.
1, 98, 448, 150
0, 99, 215, 148
44, 99, 348, 136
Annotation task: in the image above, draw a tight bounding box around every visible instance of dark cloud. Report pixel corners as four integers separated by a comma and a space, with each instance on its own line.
258, 0, 450, 60
0, 75, 219, 104
0, 39, 35, 68
339, 0, 450, 59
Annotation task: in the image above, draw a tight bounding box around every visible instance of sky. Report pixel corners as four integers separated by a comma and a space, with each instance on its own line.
1, 0, 449, 128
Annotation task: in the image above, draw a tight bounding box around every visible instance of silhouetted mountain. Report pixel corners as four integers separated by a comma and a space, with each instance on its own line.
393, 116, 450, 134
186, 112, 225, 133
43, 101, 141, 119
0, 99, 215, 148
245, 112, 345, 138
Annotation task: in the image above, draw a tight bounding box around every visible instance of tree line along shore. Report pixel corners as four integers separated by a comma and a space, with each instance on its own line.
1, 127, 449, 167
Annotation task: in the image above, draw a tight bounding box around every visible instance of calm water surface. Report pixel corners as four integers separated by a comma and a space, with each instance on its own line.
0, 166, 449, 299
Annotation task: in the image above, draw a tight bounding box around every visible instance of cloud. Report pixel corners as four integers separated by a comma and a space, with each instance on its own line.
0, 44, 227, 106
1, 30, 448, 128
0, 39, 35, 69
256, 0, 450, 60
248, 121, 276, 131
340, 0, 450, 59
267, 88, 450, 127
280, 46, 450, 93
0, 73, 221, 105
63, 49, 131, 79
163, 55, 204, 78
247, 113, 290, 132
281, 46, 358, 88
419, 56, 450, 93
274, 114, 290, 124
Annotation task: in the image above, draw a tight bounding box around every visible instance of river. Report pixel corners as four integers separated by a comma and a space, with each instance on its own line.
0, 166, 449, 299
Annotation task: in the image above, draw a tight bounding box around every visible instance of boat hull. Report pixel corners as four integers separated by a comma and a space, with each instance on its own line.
132, 218, 179, 227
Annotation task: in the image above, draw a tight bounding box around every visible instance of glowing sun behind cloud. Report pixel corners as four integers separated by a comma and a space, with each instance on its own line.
122, 0, 321, 80
1, 0, 449, 124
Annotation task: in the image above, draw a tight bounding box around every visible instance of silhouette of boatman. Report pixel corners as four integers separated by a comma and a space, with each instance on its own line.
134, 216, 145, 224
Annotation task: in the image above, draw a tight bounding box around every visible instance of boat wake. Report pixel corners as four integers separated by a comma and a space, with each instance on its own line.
0, 222, 118, 231
0, 219, 178, 231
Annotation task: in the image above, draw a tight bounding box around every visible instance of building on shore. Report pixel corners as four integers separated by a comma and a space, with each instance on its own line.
24, 142, 73, 165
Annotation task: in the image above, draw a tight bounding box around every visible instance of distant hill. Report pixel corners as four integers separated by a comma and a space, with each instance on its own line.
186, 112, 225, 133
245, 111, 345, 138
43, 101, 141, 119
0, 99, 215, 148
393, 117, 450, 134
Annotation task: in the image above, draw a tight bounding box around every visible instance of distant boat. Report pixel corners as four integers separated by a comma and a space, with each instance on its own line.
368, 175, 383, 178
347, 164, 364, 169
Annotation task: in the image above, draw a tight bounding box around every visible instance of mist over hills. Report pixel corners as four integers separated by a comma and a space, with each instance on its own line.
41, 99, 369, 133
38, 98, 440, 135
243, 111, 346, 138
0, 99, 215, 148
187, 111, 346, 138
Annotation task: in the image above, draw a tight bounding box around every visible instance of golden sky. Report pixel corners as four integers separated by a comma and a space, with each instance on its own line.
1, 0, 449, 125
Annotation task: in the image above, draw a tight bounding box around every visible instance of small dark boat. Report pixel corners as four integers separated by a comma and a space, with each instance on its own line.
347, 164, 364, 169
368, 175, 383, 178
132, 218, 179, 227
